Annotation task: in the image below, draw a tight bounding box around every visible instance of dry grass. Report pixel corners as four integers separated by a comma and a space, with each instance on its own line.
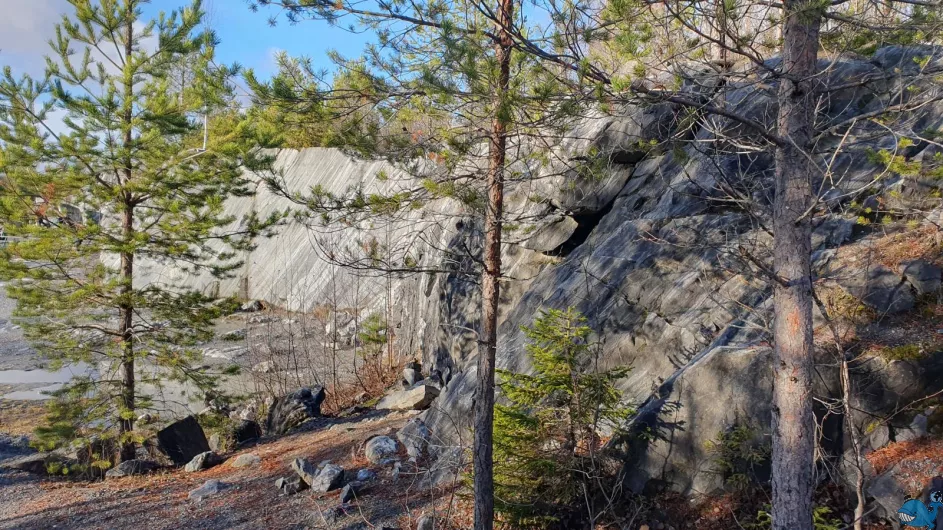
870, 226, 942, 269
322, 359, 401, 415
0, 401, 45, 437
867, 437, 943, 475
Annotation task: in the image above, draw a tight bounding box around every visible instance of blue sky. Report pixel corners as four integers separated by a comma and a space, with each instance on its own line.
0, 0, 371, 81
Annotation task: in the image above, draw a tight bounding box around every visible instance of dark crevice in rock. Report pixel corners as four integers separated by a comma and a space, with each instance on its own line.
544, 195, 619, 258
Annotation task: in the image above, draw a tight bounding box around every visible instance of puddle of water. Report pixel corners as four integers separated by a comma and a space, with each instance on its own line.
1, 383, 64, 400
0, 363, 92, 385
0, 363, 96, 400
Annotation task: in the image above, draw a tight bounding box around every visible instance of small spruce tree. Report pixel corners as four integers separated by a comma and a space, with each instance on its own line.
492, 307, 633, 528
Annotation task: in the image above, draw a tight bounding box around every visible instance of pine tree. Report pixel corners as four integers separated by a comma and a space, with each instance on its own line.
0, 0, 275, 463
248, 2, 590, 526
493, 308, 632, 528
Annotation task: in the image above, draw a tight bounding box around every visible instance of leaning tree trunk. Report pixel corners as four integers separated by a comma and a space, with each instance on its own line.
118, 12, 137, 463
771, 0, 821, 528
473, 0, 514, 527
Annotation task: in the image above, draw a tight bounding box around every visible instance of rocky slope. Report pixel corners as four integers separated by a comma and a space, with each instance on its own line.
144, 44, 943, 498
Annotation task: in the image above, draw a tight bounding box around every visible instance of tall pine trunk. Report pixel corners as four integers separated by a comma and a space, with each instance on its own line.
473, 0, 513, 526
118, 12, 137, 463
771, 0, 820, 527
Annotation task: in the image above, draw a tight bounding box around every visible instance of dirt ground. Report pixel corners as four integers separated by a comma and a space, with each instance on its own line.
0, 409, 468, 530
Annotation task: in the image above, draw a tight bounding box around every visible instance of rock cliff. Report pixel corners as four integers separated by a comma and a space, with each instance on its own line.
143, 44, 943, 495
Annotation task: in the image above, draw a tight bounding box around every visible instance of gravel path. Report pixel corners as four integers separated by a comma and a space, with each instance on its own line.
0, 410, 462, 530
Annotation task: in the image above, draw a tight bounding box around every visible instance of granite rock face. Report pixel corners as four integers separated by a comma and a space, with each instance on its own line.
142, 45, 943, 495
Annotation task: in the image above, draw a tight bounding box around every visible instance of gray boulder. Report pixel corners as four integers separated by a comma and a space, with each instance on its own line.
364, 436, 399, 464
900, 259, 942, 296
356, 468, 377, 482
189, 479, 226, 501
897, 414, 930, 443
265, 387, 326, 435
276, 475, 308, 495
339, 481, 362, 503
156, 415, 211, 466
403, 367, 422, 386
865, 424, 891, 452
839, 264, 915, 314
397, 418, 432, 458
234, 420, 262, 445
519, 214, 579, 252
240, 300, 264, 312
291, 457, 319, 486
417, 514, 435, 530
2, 453, 72, 475
870, 463, 923, 518
376, 384, 440, 411
229, 453, 261, 468
310, 463, 345, 492
184, 451, 222, 473
105, 459, 160, 478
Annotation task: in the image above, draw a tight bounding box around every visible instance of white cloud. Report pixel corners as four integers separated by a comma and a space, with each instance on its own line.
0, 0, 71, 75
0, 1, 163, 78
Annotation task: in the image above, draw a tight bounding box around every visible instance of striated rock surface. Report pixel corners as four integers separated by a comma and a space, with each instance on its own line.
142, 45, 943, 495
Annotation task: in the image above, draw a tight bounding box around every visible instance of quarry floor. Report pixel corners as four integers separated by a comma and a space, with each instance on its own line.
0, 408, 467, 530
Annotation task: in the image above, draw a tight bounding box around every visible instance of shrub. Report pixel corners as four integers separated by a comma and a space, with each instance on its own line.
492, 307, 633, 529
704, 424, 770, 491
746, 505, 842, 530
875, 343, 926, 361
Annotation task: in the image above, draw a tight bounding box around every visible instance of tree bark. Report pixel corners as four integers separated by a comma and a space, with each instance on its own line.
771, 0, 820, 528
473, 0, 513, 527
118, 11, 136, 463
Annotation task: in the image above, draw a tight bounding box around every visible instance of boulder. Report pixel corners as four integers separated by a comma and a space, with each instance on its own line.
234, 420, 262, 445
291, 457, 319, 486
839, 264, 915, 314
339, 481, 362, 503
356, 468, 377, 482
870, 463, 928, 519
417, 514, 435, 530
276, 475, 308, 495
364, 436, 399, 464
311, 463, 345, 492
229, 453, 261, 468
208, 433, 224, 452
105, 459, 159, 478
376, 384, 440, 411
520, 214, 580, 252
2, 453, 72, 475
865, 424, 891, 452
189, 479, 225, 501
184, 451, 223, 473
402, 367, 422, 386
265, 387, 326, 435
156, 415, 211, 466
897, 414, 930, 443
397, 418, 432, 458
240, 300, 264, 312
900, 260, 942, 296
